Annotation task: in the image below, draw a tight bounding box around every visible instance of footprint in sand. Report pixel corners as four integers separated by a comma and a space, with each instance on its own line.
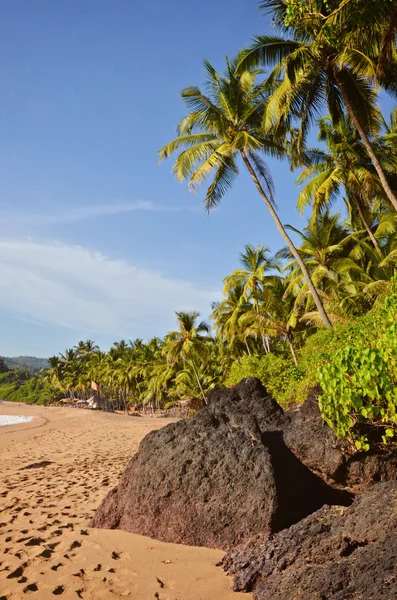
6, 563, 27, 579
52, 585, 64, 595
72, 569, 85, 578
25, 537, 45, 546
69, 540, 82, 550
23, 582, 39, 593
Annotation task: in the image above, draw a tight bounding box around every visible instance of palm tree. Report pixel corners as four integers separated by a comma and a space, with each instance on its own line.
296, 115, 388, 252
326, 0, 397, 91
46, 356, 65, 392
159, 57, 332, 328
278, 212, 357, 320
241, 277, 305, 365
211, 284, 254, 356
163, 311, 211, 403
224, 244, 276, 303
223, 244, 277, 351
241, 0, 397, 212
75, 339, 99, 355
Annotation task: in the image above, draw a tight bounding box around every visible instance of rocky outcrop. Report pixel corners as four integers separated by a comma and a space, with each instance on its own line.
284, 387, 397, 490
283, 387, 347, 481
93, 378, 350, 550
222, 480, 397, 599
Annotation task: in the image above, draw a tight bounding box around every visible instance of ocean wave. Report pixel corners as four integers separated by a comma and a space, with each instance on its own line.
0, 415, 34, 427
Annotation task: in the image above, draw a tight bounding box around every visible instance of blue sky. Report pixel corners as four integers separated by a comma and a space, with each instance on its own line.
0, 1, 394, 356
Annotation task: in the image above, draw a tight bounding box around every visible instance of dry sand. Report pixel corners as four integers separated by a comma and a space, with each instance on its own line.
0, 402, 245, 600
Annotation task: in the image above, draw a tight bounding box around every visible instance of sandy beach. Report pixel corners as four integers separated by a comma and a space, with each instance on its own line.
0, 402, 245, 600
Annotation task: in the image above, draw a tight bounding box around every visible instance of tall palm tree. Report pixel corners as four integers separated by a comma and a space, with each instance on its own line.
326, 0, 397, 92
159, 57, 332, 327
242, 0, 397, 212
163, 311, 211, 403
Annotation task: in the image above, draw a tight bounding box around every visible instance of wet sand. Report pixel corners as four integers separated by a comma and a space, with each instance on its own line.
0, 402, 244, 599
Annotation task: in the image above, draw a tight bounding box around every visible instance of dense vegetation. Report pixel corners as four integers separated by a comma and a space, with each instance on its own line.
3, 356, 49, 372
3, 0, 397, 447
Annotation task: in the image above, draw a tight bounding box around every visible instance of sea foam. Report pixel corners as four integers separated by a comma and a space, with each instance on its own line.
0, 415, 34, 427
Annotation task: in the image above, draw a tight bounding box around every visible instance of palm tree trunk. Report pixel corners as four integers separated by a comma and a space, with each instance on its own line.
334, 70, 397, 213
256, 307, 269, 353
190, 357, 207, 405
287, 334, 298, 367
241, 150, 332, 329
353, 193, 382, 254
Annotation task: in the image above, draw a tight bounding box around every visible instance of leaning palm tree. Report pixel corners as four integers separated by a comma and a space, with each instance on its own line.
159, 57, 332, 327
163, 311, 211, 404
241, 0, 397, 212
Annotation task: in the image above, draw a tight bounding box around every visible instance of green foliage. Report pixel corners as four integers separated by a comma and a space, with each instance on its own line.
0, 369, 60, 405
226, 353, 302, 407
3, 356, 49, 372
318, 291, 397, 448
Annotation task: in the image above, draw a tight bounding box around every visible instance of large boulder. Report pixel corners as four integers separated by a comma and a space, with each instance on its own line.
93, 378, 350, 550
222, 480, 397, 599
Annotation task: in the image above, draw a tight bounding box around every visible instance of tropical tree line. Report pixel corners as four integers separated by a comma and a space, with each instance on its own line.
6, 0, 397, 417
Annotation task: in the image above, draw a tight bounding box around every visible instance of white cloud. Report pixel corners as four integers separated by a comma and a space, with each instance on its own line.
0, 200, 197, 227
0, 239, 219, 338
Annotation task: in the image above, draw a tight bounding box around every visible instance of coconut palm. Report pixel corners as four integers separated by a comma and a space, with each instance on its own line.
223, 244, 276, 303
223, 244, 278, 351
211, 283, 254, 356
159, 56, 332, 327
75, 339, 99, 357
241, 0, 397, 212
240, 277, 305, 365
278, 212, 358, 319
296, 115, 391, 252
163, 311, 211, 403
325, 0, 397, 92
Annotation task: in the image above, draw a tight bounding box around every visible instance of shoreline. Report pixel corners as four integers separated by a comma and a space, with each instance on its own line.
0, 402, 244, 600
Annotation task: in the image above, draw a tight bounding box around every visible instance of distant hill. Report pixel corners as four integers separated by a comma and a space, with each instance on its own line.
3, 356, 49, 372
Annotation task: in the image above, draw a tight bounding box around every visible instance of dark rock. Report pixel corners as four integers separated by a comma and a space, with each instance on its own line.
283, 387, 348, 481
222, 480, 397, 599
284, 388, 397, 490
334, 447, 397, 489
93, 378, 350, 550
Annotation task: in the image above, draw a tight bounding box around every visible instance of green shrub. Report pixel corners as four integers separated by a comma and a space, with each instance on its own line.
226, 353, 302, 407
318, 293, 397, 449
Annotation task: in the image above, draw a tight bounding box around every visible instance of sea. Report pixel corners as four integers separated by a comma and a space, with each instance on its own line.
0, 415, 34, 427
